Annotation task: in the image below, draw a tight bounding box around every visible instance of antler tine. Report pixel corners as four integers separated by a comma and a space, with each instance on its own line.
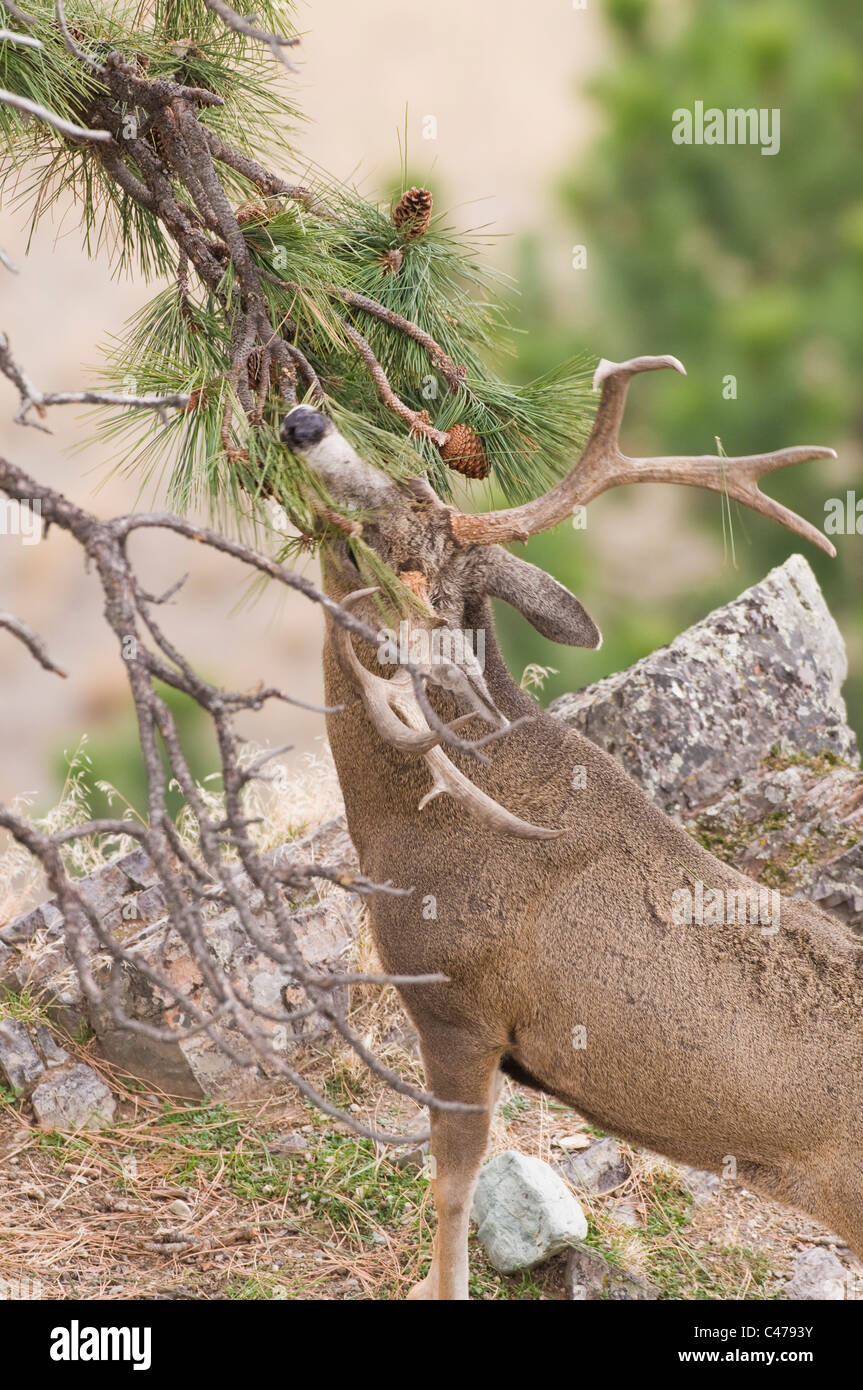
331, 591, 562, 839
330, 592, 448, 754
450, 354, 837, 557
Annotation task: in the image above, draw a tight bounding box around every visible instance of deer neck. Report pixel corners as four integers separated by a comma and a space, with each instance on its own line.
321, 574, 581, 870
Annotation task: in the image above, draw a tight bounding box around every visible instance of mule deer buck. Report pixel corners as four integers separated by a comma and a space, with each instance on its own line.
280, 355, 861, 1300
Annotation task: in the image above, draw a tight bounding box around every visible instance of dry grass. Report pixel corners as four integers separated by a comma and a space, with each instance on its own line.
1, 940, 860, 1302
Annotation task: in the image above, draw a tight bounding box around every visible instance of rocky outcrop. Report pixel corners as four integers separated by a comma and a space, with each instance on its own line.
550, 555, 858, 817
0, 1015, 112, 1131
30, 1063, 116, 1131
551, 555, 862, 934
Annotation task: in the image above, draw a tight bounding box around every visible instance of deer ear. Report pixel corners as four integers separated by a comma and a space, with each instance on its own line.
484, 549, 602, 649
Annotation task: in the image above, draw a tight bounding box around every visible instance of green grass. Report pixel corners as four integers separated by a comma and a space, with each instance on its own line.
638, 1170, 778, 1300
225, 1274, 299, 1300
294, 1134, 427, 1243
499, 1094, 531, 1121
0, 989, 49, 1028
5, 1081, 785, 1300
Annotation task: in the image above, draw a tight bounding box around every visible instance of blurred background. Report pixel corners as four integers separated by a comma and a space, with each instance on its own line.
1, 0, 860, 820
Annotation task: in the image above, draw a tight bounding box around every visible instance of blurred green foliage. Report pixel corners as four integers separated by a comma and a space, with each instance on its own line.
499, 0, 863, 736
52, 683, 217, 823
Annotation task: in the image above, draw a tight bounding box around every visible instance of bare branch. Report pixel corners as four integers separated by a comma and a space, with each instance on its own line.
0, 445, 486, 1143
0, 26, 41, 47
0, 87, 112, 142
0, 1, 38, 26
0, 330, 190, 428
54, 0, 102, 74
203, 0, 301, 70
0, 611, 66, 677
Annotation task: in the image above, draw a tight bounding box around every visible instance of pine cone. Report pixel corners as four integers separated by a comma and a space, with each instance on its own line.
439, 423, 489, 480
236, 199, 269, 227
392, 187, 433, 239
379, 247, 404, 276
247, 347, 268, 393
183, 387, 209, 414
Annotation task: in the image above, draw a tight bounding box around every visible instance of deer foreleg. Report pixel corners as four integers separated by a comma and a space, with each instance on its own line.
407, 1040, 501, 1301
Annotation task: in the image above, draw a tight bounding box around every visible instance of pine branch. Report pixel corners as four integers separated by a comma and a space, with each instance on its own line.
337, 316, 448, 444
333, 286, 467, 391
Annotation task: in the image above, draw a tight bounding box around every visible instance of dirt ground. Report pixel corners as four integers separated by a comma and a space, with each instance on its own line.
1, 964, 859, 1303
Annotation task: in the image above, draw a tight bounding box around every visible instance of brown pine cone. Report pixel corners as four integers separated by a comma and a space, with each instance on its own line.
439, 423, 489, 479
392, 187, 433, 239
236, 199, 269, 227
379, 247, 404, 276
183, 387, 209, 414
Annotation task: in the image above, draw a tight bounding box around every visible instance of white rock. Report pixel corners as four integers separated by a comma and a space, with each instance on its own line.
554, 1133, 593, 1152
472, 1150, 588, 1273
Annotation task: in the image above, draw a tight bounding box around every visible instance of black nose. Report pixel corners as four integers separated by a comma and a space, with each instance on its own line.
280, 406, 329, 450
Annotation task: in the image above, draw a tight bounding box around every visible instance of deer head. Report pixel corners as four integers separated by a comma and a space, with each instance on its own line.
280, 354, 836, 839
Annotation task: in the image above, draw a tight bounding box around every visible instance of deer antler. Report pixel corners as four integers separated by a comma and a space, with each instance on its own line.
450, 355, 837, 556
331, 591, 562, 841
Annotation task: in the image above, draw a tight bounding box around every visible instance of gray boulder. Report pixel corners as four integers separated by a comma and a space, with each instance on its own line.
685, 750, 863, 933
783, 1247, 847, 1301
551, 555, 862, 934
566, 1244, 658, 1301
559, 1136, 629, 1195
472, 1149, 588, 1273
0, 1018, 45, 1091
30, 1062, 116, 1131
550, 556, 857, 819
